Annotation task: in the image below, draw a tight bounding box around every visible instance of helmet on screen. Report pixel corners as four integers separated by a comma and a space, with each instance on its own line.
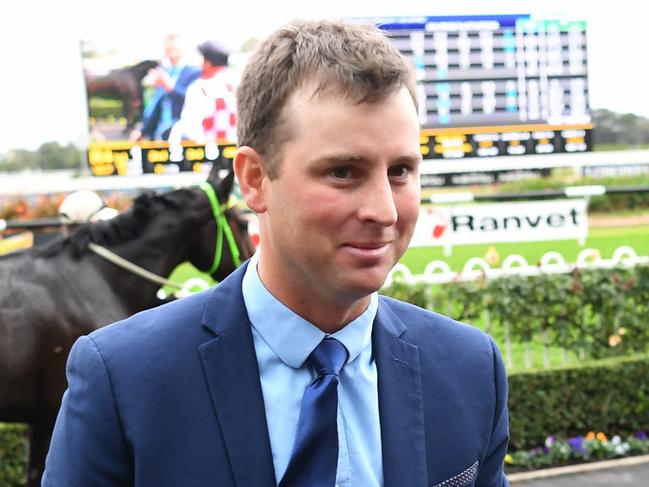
198, 39, 229, 67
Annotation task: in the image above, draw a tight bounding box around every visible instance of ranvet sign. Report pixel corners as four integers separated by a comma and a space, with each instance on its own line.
411, 199, 588, 247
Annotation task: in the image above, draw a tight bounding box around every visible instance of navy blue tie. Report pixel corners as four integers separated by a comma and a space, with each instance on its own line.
279, 337, 348, 487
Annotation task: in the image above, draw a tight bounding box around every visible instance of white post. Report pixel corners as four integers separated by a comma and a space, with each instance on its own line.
484, 307, 491, 335
543, 329, 550, 368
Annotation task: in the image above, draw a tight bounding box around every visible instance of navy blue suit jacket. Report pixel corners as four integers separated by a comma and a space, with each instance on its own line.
43, 263, 509, 486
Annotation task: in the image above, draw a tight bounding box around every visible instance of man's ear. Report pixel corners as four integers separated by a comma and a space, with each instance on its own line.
233, 146, 267, 213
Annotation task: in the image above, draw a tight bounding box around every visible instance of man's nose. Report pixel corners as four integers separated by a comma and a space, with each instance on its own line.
358, 176, 398, 226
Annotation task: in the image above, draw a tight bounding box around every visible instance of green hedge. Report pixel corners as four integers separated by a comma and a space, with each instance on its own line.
0, 423, 27, 487
498, 173, 649, 192
383, 265, 649, 360
508, 354, 649, 450
496, 173, 649, 213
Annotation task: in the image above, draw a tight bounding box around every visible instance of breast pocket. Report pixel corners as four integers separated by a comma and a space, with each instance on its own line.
431, 461, 478, 487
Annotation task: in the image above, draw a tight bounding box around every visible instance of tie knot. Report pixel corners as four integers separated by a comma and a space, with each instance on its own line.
309, 337, 348, 377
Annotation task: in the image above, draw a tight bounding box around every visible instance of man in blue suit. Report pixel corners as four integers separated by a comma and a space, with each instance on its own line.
138, 33, 201, 141
44, 20, 509, 486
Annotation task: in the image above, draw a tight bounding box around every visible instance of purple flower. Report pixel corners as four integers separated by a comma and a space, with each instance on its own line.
635, 431, 648, 441
567, 436, 582, 447
568, 436, 587, 454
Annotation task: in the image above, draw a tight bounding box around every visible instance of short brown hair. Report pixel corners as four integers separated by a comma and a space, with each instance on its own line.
236, 19, 417, 178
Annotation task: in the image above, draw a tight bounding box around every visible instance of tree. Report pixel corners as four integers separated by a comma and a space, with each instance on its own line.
36, 142, 81, 170
0, 141, 80, 172
592, 109, 649, 148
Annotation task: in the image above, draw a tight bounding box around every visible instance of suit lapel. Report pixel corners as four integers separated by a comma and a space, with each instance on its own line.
198, 264, 276, 487
374, 300, 428, 487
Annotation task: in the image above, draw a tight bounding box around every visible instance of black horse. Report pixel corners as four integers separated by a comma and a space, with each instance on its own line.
0, 168, 254, 485
85, 60, 159, 132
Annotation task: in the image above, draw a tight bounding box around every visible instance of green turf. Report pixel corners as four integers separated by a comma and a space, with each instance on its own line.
167, 225, 648, 292
400, 225, 648, 274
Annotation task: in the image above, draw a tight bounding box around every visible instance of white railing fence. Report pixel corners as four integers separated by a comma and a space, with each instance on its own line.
385, 246, 648, 287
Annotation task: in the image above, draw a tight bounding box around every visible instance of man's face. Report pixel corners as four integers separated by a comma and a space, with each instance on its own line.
256, 84, 421, 311
164, 35, 182, 65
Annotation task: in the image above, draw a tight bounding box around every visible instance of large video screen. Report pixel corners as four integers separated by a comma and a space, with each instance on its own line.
82, 33, 241, 177
369, 13, 592, 159
82, 13, 592, 177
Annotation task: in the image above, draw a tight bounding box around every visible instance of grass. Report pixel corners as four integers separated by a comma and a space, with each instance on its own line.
170, 224, 649, 287
593, 143, 649, 151
168, 224, 649, 293
400, 225, 648, 274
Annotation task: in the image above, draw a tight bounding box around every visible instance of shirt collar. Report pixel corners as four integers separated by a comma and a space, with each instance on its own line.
242, 252, 377, 369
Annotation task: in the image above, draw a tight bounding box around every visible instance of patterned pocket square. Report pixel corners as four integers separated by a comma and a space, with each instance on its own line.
431, 461, 479, 487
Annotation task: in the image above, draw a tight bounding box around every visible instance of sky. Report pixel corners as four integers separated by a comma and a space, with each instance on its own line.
1, 0, 648, 153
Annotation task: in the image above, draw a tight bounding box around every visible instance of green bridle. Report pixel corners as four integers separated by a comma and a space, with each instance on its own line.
199, 182, 242, 275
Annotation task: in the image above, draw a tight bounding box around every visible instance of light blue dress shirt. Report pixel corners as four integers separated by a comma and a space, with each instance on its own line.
242, 253, 383, 487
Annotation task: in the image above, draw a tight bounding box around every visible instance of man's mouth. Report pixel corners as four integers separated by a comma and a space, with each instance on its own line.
346, 241, 390, 250
342, 241, 392, 259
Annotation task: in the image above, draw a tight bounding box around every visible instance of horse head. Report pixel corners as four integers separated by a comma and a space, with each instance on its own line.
85, 59, 159, 131
185, 165, 255, 282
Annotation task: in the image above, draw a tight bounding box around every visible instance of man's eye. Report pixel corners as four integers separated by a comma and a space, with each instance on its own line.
389, 165, 409, 178
332, 167, 351, 179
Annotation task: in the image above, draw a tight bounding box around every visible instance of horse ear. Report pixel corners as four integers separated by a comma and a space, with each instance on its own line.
215, 169, 235, 203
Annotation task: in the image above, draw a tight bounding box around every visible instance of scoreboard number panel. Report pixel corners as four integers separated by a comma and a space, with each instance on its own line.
363, 14, 592, 160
